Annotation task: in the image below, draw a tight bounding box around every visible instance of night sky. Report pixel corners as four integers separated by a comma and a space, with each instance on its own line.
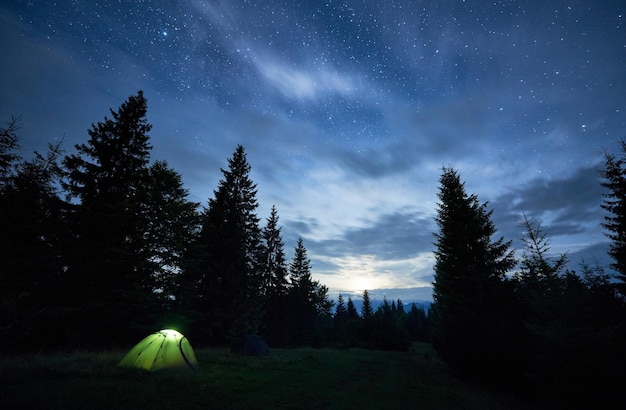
1, 1, 624, 302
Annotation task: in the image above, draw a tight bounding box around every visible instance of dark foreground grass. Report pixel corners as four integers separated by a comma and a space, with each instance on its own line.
0, 343, 542, 410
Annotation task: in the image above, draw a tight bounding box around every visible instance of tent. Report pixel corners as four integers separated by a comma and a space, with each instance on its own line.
118, 329, 198, 372
232, 334, 270, 356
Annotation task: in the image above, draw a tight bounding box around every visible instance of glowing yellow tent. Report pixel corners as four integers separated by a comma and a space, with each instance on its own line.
118, 329, 198, 372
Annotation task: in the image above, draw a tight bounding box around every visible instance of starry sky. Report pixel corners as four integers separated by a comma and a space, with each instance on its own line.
1, 1, 625, 303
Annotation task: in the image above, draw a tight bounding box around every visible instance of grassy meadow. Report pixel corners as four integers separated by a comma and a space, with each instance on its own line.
1, 343, 543, 410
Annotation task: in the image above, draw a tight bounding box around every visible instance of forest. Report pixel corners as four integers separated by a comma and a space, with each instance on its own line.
0, 91, 428, 352
1, 91, 625, 406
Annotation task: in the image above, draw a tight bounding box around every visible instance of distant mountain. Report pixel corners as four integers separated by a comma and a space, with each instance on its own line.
341, 299, 431, 316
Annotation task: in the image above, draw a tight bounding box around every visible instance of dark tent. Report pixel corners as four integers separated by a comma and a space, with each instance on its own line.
232, 334, 270, 356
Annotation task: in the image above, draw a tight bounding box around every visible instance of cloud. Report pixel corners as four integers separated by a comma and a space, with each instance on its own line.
337, 142, 419, 178
254, 58, 356, 101
297, 210, 436, 298
312, 252, 434, 295
336, 211, 435, 260
272, 163, 437, 243
491, 165, 605, 236
566, 242, 613, 273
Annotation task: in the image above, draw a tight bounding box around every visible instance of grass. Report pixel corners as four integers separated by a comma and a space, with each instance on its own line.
0, 343, 543, 409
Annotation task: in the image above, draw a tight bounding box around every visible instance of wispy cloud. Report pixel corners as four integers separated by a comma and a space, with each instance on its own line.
254, 58, 356, 100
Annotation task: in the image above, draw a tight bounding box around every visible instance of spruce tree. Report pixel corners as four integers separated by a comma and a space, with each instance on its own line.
344, 296, 361, 346
261, 205, 289, 345
600, 139, 626, 296
0, 137, 66, 350
334, 294, 347, 322
430, 167, 516, 381
360, 289, 374, 320
61, 91, 155, 345
514, 213, 624, 403
0, 115, 20, 187
346, 297, 359, 320
181, 145, 263, 344
261, 205, 289, 296
287, 238, 333, 345
406, 304, 429, 342
360, 289, 375, 344
139, 160, 200, 302
332, 293, 349, 347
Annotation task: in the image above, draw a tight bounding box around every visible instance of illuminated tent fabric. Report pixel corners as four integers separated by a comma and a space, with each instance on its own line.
118, 329, 198, 372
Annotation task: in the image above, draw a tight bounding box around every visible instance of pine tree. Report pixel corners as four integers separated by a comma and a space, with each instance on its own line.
0, 136, 66, 350
261, 205, 289, 296
61, 91, 155, 345
334, 294, 347, 322
360, 289, 375, 345
261, 205, 290, 346
0, 115, 20, 187
360, 289, 374, 320
512, 213, 570, 390
340, 296, 361, 347
430, 167, 516, 381
370, 296, 409, 351
180, 145, 263, 344
396, 299, 405, 316
514, 213, 624, 403
346, 297, 359, 320
139, 160, 200, 302
600, 139, 626, 296
332, 293, 349, 347
287, 238, 333, 345
406, 304, 429, 342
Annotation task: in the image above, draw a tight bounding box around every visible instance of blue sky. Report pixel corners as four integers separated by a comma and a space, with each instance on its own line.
1, 1, 624, 303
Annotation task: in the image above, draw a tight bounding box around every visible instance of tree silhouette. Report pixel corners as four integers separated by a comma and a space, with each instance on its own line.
600, 139, 626, 296
61, 90, 155, 345
430, 167, 516, 381
139, 160, 200, 301
0, 115, 20, 186
287, 238, 333, 345
261, 205, 289, 296
180, 145, 264, 345
261, 205, 290, 346
0, 131, 66, 350
360, 289, 374, 344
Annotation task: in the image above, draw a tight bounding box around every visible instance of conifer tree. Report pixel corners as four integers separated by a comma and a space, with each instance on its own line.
261, 205, 289, 296
139, 160, 200, 301
396, 299, 406, 317
513, 213, 623, 402
287, 238, 333, 345
332, 293, 349, 347
343, 296, 361, 346
0, 115, 20, 187
430, 167, 516, 381
360, 289, 374, 320
0, 135, 66, 350
370, 296, 409, 351
261, 205, 290, 345
406, 304, 429, 342
334, 294, 347, 322
61, 91, 155, 345
346, 297, 359, 320
360, 289, 375, 344
180, 145, 263, 344
600, 139, 626, 296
